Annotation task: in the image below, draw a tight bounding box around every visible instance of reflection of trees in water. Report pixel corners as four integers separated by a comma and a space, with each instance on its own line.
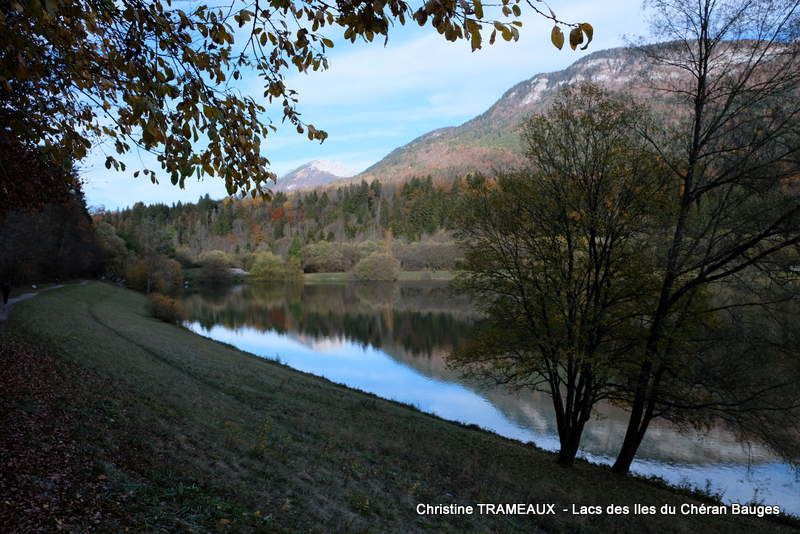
181, 281, 775, 465
387, 345, 771, 464
182, 282, 472, 357
478, 387, 774, 464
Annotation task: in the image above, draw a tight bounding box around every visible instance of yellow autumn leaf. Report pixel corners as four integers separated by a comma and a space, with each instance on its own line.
569, 27, 584, 50
551, 26, 564, 50
579, 23, 593, 50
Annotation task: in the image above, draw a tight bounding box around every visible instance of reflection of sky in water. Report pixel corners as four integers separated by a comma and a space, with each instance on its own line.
185, 322, 800, 516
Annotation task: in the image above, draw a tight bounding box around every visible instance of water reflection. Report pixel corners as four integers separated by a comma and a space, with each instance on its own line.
180, 281, 800, 515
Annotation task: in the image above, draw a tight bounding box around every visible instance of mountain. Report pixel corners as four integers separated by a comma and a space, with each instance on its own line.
274, 160, 353, 192
356, 46, 661, 184
286, 44, 695, 189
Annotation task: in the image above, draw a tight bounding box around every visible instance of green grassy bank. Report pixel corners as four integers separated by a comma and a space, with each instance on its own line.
1, 282, 795, 532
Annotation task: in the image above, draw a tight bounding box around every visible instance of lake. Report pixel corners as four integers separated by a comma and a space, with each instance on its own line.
180, 281, 800, 515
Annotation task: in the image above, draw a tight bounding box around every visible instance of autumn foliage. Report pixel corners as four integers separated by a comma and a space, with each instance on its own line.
147, 293, 186, 324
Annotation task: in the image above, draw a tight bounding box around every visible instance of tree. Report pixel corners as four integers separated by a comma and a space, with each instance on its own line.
125, 255, 183, 295
288, 236, 303, 260
132, 217, 174, 259
610, 0, 800, 474
450, 85, 669, 466
0, 174, 103, 284
94, 221, 130, 277
0, 134, 79, 217
0, 1, 592, 202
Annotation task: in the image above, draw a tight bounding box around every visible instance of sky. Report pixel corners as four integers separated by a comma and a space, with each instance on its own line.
83, 0, 650, 210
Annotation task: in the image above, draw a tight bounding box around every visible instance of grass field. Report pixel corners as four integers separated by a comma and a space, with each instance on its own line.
1, 282, 795, 532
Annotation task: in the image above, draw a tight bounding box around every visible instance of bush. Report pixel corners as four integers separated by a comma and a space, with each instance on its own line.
356, 240, 382, 259
301, 241, 346, 273
173, 246, 197, 268
352, 252, 400, 281
393, 241, 461, 270
147, 292, 185, 324
125, 255, 184, 295
153, 258, 183, 294
241, 252, 258, 272
338, 242, 361, 270
250, 251, 299, 281
198, 249, 233, 267
125, 258, 150, 292
197, 249, 233, 285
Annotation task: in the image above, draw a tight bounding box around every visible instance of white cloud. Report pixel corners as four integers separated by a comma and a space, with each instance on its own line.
283, 0, 648, 110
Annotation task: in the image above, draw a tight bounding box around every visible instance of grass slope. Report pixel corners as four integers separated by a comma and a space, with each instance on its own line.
1, 282, 795, 533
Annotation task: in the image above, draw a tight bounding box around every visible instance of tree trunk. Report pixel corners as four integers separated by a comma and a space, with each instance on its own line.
557, 428, 584, 467
612, 368, 659, 474
555, 398, 591, 467
611, 418, 649, 474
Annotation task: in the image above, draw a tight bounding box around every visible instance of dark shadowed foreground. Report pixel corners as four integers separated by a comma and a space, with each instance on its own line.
1, 282, 796, 532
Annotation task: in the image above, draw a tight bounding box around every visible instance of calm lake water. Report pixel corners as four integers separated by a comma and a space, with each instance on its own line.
180, 281, 800, 515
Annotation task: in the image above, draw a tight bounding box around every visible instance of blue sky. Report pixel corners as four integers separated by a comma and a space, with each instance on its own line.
83, 0, 649, 210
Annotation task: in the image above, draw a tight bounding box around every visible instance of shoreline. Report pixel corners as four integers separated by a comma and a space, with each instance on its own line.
2, 281, 797, 532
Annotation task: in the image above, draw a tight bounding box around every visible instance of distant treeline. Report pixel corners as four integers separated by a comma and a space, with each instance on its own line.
99, 176, 466, 273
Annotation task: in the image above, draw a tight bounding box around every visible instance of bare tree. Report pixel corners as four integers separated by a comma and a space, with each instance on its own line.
451, 85, 669, 466
611, 0, 800, 474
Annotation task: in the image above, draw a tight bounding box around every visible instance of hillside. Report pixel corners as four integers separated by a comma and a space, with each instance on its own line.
356, 46, 658, 183
100, 46, 674, 271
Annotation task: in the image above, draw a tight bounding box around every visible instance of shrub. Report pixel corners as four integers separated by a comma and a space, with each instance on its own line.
241, 252, 258, 272
173, 246, 197, 268
198, 249, 233, 267
352, 252, 400, 281
153, 257, 183, 294
393, 241, 461, 270
338, 242, 361, 270
147, 292, 185, 324
356, 240, 381, 259
301, 241, 346, 273
125, 255, 184, 295
250, 251, 299, 281
197, 249, 234, 284
125, 258, 150, 292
